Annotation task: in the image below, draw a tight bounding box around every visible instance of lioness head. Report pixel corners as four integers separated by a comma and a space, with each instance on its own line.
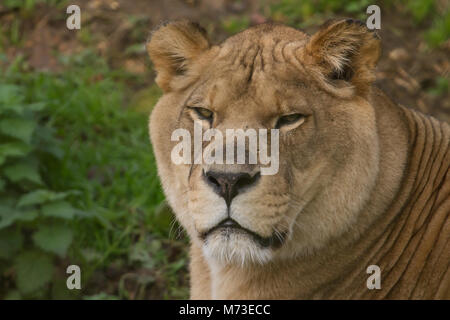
147, 20, 382, 266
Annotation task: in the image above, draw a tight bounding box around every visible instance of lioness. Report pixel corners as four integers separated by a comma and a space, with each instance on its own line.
146, 19, 450, 299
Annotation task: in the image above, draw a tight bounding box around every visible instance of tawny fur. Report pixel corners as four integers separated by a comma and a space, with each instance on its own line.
147, 20, 450, 299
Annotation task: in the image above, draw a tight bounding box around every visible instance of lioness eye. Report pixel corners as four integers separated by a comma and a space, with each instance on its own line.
191, 107, 213, 121
275, 113, 305, 129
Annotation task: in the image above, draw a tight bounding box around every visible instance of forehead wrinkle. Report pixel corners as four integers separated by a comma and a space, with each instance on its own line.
270, 38, 282, 63
246, 46, 261, 85
272, 39, 287, 63
260, 38, 277, 71
215, 39, 310, 84
201, 40, 312, 113
242, 43, 258, 66
232, 40, 252, 68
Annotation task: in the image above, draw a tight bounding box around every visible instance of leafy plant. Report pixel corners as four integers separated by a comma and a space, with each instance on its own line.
222, 16, 250, 34
425, 10, 450, 48
3, 0, 66, 10
0, 62, 86, 299
268, 0, 372, 27
0, 51, 187, 299
427, 76, 449, 97
405, 0, 435, 23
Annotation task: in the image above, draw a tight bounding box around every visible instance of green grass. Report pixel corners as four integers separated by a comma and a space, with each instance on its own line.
267, 0, 449, 48
425, 10, 450, 48
0, 52, 188, 299
268, 0, 372, 28
427, 76, 449, 97
0, 0, 68, 49
3, 0, 66, 10
222, 16, 250, 34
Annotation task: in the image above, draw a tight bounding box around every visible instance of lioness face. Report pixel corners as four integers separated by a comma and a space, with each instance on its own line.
148, 20, 382, 265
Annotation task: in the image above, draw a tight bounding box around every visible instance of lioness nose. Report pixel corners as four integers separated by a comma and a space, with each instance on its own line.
203, 171, 260, 206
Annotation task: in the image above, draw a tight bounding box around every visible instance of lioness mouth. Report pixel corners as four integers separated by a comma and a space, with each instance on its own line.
200, 218, 287, 249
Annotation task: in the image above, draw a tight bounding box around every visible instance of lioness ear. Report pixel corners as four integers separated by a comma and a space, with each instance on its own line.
147, 20, 210, 92
301, 19, 381, 96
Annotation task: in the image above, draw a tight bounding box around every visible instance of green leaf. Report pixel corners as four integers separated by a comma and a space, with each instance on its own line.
0, 118, 36, 144
17, 190, 75, 207
3, 162, 43, 185
80, 248, 102, 262
0, 205, 38, 229
33, 125, 64, 159
26, 102, 46, 112
51, 278, 78, 300
41, 201, 76, 220
14, 251, 54, 294
153, 200, 175, 236
169, 258, 186, 273
32, 224, 73, 257
17, 209, 39, 222
0, 205, 19, 229
0, 178, 5, 192
0, 142, 32, 165
0, 84, 21, 106
0, 228, 23, 259
0, 104, 24, 116
125, 43, 146, 55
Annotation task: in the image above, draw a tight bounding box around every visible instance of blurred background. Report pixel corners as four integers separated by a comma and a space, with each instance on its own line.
0, 0, 448, 300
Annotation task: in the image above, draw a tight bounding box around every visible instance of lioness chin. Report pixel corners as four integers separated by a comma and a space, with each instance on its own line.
146, 19, 449, 299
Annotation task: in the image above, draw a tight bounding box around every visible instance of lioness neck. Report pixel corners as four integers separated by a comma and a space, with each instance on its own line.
190, 89, 450, 299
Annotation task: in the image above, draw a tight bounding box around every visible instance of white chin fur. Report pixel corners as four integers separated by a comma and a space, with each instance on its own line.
202, 231, 273, 266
